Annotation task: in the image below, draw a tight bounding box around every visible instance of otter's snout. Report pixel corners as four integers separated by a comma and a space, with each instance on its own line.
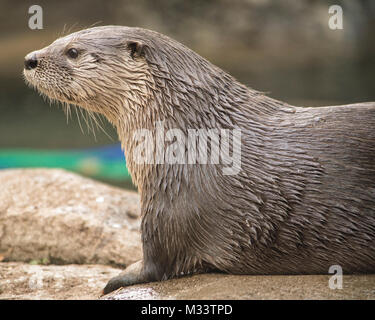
24, 54, 38, 70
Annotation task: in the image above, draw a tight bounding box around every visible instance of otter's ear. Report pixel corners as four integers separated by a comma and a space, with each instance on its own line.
127, 41, 144, 59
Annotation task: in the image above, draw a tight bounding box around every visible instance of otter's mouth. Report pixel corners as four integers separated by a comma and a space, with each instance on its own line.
23, 66, 78, 105
23, 69, 47, 96
24, 70, 60, 100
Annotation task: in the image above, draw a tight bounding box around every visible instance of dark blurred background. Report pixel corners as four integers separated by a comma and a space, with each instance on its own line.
0, 0, 374, 189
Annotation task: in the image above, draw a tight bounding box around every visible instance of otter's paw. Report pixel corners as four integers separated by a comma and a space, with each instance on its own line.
103, 260, 144, 295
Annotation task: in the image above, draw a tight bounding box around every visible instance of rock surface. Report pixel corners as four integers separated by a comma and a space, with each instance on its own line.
102, 274, 375, 300
103, 274, 375, 300
1, 262, 374, 300
0, 168, 142, 267
0, 262, 121, 300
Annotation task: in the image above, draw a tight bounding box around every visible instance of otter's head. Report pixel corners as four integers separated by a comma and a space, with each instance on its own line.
24, 25, 249, 135
23, 26, 155, 122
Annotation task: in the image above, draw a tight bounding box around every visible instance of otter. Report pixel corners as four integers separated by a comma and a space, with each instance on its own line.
23, 26, 375, 294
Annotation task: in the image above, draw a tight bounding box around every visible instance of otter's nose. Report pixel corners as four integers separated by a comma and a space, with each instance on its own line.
24, 55, 38, 70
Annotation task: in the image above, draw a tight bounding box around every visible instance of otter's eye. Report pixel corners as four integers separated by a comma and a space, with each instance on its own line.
66, 48, 79, 59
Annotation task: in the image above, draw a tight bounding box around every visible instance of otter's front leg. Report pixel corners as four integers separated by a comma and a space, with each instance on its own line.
103, 206, 204, 294
103, 242, 170, 294
103, 260, 146, 294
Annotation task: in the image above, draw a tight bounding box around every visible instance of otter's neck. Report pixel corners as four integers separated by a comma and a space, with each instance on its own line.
111, 42, 296, 199
115, 67, 293, 193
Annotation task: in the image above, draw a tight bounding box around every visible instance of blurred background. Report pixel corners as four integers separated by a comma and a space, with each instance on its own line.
0, 0, 374, 190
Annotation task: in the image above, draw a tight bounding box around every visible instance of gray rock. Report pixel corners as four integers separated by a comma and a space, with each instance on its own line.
0, 168, 142, 267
